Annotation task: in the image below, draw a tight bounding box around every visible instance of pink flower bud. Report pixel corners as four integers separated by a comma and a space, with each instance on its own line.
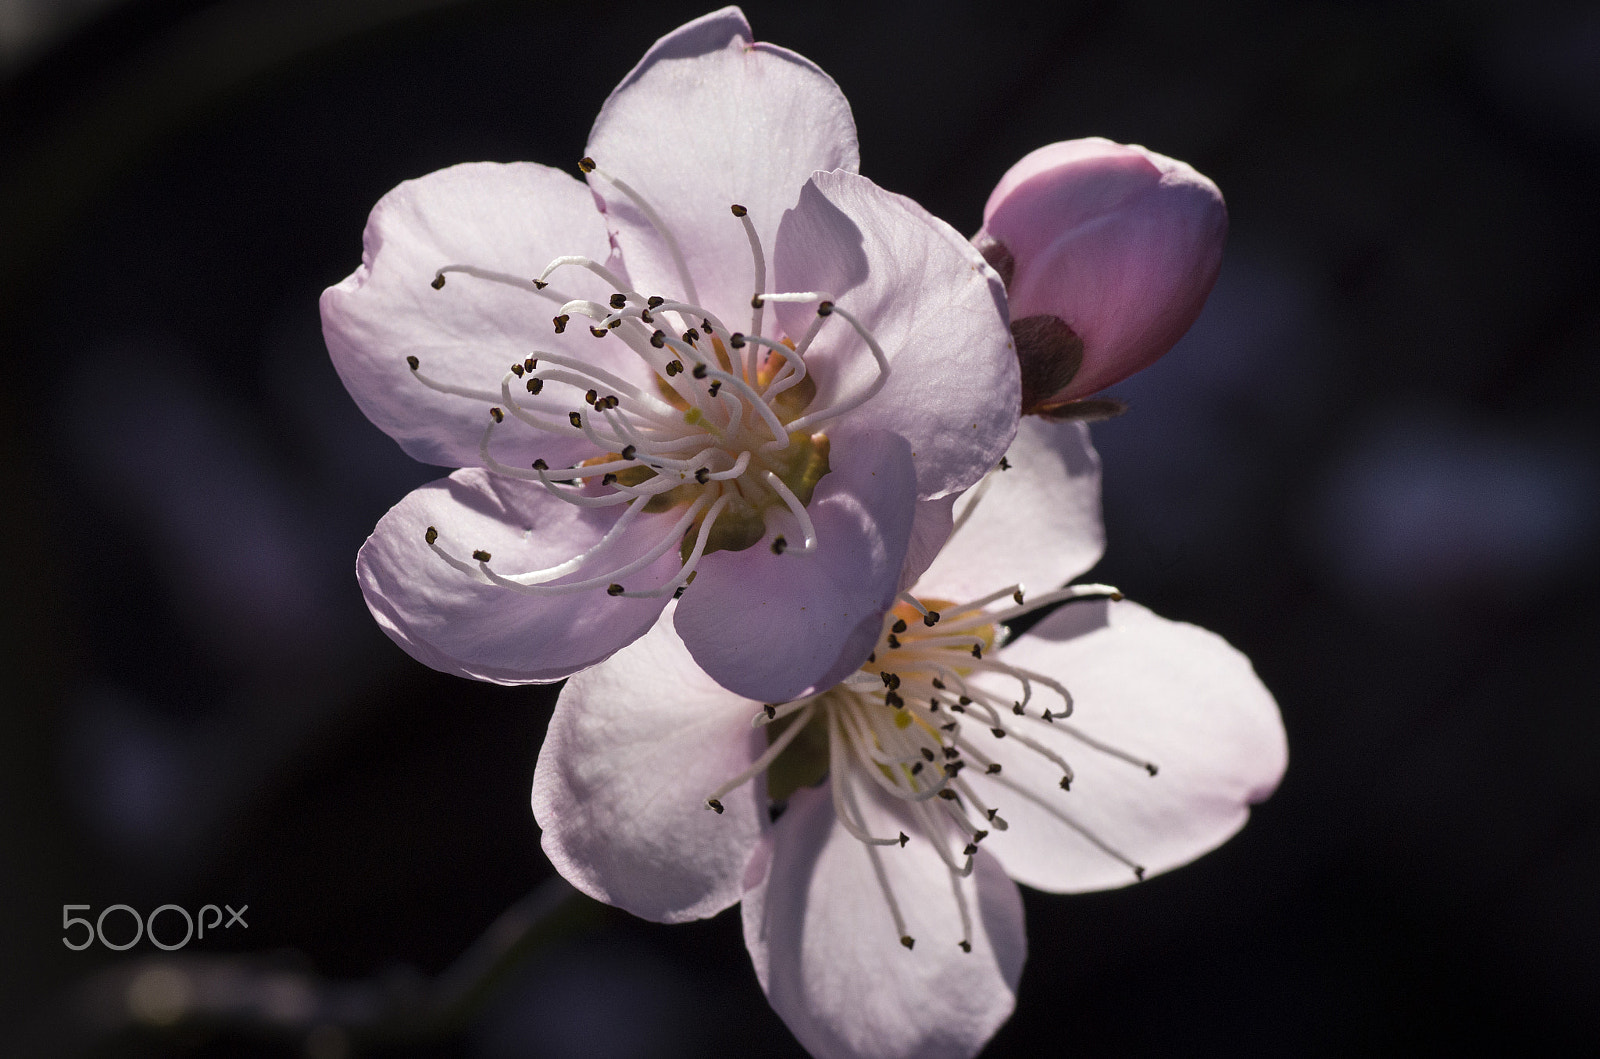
974, 138, 1227, 414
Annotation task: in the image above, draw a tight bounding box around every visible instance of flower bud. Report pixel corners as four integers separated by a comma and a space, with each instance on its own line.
974, 138, 1227, 414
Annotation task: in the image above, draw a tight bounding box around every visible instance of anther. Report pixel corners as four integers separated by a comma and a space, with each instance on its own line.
527, 378, 543, 394
578, 156, 596, 173
525, 357, 537, 371
533, 279, 547, 289
937, 789, 958, 801
651, 330, 666, 348
602, 473, 618, 486
585, 388, 599, 406
673, 586, 687, 599
886, 673, 901, 690
472, 550, 492, 562
608, 318, 621, 330
641, 309, 653, 323
998, 456, 1011, 471
817, 301, 834, 316
553, 315, 569, 333
683, 328, 700, 343
730, 204, 748, 217
607, 584, 625, 596
532, 459, 548, 470
647, 295, 664, 308
949, 702, 965, 713
945, 763, 964, 777
900, 935, 915, 950
963, 842, 979, 856
885, 691, 904, 708
511, 362, 525, 377
729, 333, 746, 349
424, 526, 438, 545
897, 832, 909, 847
1041, 709, 1054, 722
959, 941, 972, 953
609, 293, 626, 309
971, 644, 984, 659
942, 746, 960, 759
986, 763, 1002, 775
665, 360, 683, 376
489, 407, 504, 423
891, 618, 908, 634
406, 355, 420, 370
920, 748, 936, 763
986, 808, 999, 821
1146, 764, 1160, 776
911, 762, 924, 775
695, 467, 710, 484
751, 294, 765, 309
973, 830, 989, 843
958, 695, 972, 706
1013, 703, 1025, 716
763, 704, 777, 719
923, 611, 940, 626
991, 728, 1007, 739
771, 536, 787, 555
706, 798, 724, 814
931, 678, 946, 690
708, 381, 722, 397
1059, 776, 1072, 790
1013, 589, 1025, 605
886, 634, 901, 649
569, 412, 583, 427
430, 273, 446, 290
621, 444, 637, 460
589, 326, 608, 338
692, 362, 708, 378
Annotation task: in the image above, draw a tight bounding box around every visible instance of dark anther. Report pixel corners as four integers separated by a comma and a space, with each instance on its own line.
928, 700, 941, 711
959, 941, 972, 953
525, 357, 537, 371
651, 330, 666, 348
489, 407, 504, 423
911, 762, 924, 775
665, 360, 683, 376
532, 459, 549, 470
647, 295, 664, 308
1134, 866, 1146, 880
945, 763, 963, 777
986, 808, 999, 821
695, 467, 710, 484
1146, 763, 1160, 776
891, 618, 908, 634
1041, 709, 1055, 723
569, 412, 583, 428
1059, 776, 1072, 790
708, 381, 722, 397
511, 362, 525, 377
898, 832, 909, 847
867, 652, 876, 663
963, 842, 978, 855
998, 456, 1011, 471
692, 362, 708, 378
886, 633, 901, 649
553, 315, 569, 333
885, 691, 904, 708
817, 300, 834, 316
771, 536, 788, 555
900, 935, 915, 950
609, 293, 627, 309
601, 473, 617, 486
729, 333, 746, 348
950, 702, 966, 713
973, 829, 988, 842
920, 747, 936, 762
707, 798, 724, 814
527, 378, 543, 394
621, 444, 637, 460
673, 586, 687, 599
931, 678, 946, 690
589, 326, 608, 338
701, 318, 713, 331
986, 763, 1002, 775
607, 318, 621, 330
406, 355, 420, 370
730, 203, 748, 217
607, 583, 625, 596
472, 549, 492, 562
641, 309, 653, 323
578, 156, 596, 173
971, 644, 984, 659
763, 704, 777, 719
941, 722, 958, 732
991, 727, 1007, 739
585, 389, 599, 406
533, 279, 547, 289
683, 328, 700, 343
942, 746, 960, 759
886, 673, 901, 690
937, 789, 958, 800
958, 695, 972, 706
424, 526, 438, 545
430, 274, 447, 290
751, 294, 765, 309
1012, 589, 1025, 605
881, 672, 894, 687
923, 611, 940, 626
603, 395, 620, 410
1013, 703, 1025, 716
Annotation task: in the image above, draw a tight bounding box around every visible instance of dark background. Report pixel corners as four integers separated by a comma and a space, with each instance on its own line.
3, 0, 1597, 1054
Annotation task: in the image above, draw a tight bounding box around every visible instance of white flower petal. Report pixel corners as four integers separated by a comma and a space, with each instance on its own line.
743, 785, 1024, 1059
533, 614, 767, 922
968, 598, 1286, 892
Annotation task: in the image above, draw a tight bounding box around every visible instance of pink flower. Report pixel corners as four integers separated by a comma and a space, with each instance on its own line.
322, 8, 1019, 700
533, 417, 1287, 1059
973, 138, 1227, 415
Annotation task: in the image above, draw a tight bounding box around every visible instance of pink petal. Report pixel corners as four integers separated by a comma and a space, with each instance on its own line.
914, 416, 1103, 602
967, 599, 1286, 893
977, 138, 1227, 403
743, 784, 1025, 1059
774, 170, 1019, 501
533, 613, 767, 922
356, 468, 681, 683
674, 430, 917, 701
585, 7, 859, 326
322, 161, 631, 470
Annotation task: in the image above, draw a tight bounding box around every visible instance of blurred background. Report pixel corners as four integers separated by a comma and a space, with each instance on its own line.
2, 0, 1596, 1054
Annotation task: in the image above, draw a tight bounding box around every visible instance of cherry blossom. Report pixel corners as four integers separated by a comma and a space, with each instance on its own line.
323, 8, 1018, 699
533, 417, 1286, 1059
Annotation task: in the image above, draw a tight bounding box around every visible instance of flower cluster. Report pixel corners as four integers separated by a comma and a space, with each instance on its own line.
323, 8, 1282, 1059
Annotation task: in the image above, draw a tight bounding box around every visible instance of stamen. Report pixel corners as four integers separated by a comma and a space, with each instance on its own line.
584, 163, 698, 305
536, 255, 634, 300
407, 356, 500, 403
762, 471, 819, 553
732, 204, 767, 348
430, 263, 576, 306
705, 702, 817, 806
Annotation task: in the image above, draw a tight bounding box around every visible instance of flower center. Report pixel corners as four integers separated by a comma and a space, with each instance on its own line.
705, 579, 1154, 953
407, 163, 892, 600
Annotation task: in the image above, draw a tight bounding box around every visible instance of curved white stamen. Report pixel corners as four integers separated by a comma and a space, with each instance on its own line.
585, 165, 698, 305
949, 866, 974, 953
706, 701, 817, 805
897, 594, 931, 617
982, 771, 1146, 880
476, 493, 710, 595
783, 303, 891, 433
525, 351, 681, 418
762, 471, 818, 554
735, 207, 767, 341
949, 583, 1124, 630
432, 264, 577, 306
911, 798, 974, 878
537, 255, 635, 298
1054, 724, 1159, 775
409, 362, 501, 403
533, 466, 654, 508
830, 719, 910, 847
751, 696, 815, 728
619, 491, 731, 598
839, 775, 914, 949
